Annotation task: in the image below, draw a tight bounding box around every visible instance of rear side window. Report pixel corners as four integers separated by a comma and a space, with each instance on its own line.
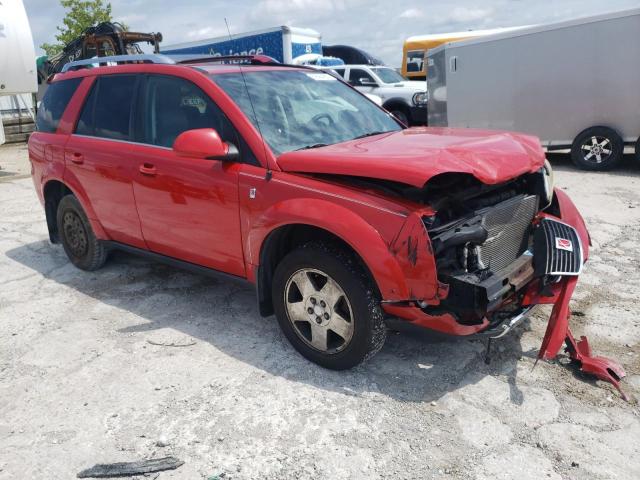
75, 75, 136, 140
35, 78, 82, 133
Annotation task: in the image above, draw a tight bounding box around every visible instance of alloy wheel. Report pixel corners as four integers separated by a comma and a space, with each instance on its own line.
283, 268, 354, 354
581, 135, 613, 164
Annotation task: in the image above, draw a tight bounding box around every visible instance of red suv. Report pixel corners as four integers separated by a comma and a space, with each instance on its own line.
28, 55, 625, 395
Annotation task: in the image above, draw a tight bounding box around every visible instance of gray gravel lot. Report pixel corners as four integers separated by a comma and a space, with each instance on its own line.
0, 149, 639, 479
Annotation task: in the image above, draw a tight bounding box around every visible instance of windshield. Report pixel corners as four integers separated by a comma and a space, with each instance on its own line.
212, 69, 401, 155
371, 67, 405, 84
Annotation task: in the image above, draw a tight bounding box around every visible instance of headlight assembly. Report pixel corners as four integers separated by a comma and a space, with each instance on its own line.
541, 159, 554, 207
412, 91, 429, 106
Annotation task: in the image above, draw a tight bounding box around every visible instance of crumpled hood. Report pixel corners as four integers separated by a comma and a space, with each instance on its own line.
277, 128, 546, 188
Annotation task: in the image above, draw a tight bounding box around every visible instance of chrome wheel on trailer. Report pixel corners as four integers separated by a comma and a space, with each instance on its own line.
571, 126, 623, 171
284, 268, 354, 353
580, 136, 613, 164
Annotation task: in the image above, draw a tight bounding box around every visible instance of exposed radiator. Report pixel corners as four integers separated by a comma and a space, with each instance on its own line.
476, 194, 539, 272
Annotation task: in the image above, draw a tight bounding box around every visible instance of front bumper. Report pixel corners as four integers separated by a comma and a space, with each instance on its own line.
383, 188, 628, 398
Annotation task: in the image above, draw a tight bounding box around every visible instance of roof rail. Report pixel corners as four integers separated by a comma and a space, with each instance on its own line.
61, 54, 175, 72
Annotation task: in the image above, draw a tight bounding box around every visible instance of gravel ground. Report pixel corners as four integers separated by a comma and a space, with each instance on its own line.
0, 144, 30, 180
0, 150, 639, 479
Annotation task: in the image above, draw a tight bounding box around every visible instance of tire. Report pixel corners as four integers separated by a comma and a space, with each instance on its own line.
389, 108, 409, 126
56, 195, 107, 271
571, 126, 623, 171
272, 242, 386, 370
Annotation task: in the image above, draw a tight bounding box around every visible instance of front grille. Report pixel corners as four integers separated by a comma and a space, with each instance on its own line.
476, 194, 539, 272
534, 218, 583, 275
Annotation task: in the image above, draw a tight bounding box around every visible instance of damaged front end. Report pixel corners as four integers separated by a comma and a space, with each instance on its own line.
384, 167, 627, 399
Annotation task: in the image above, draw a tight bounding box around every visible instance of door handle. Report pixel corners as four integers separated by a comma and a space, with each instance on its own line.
139, 163, 157, 176
70, 152, 84, 164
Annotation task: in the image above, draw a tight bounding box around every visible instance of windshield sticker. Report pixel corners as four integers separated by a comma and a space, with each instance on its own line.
305, 73, 337, 81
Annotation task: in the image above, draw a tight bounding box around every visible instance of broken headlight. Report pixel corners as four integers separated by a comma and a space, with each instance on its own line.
540, 159, 554, 207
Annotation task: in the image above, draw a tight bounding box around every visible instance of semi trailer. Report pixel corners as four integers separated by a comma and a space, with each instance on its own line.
427, 8, 640, 170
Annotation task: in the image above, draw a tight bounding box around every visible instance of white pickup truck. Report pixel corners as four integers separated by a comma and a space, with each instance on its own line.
322, 65, 428, 125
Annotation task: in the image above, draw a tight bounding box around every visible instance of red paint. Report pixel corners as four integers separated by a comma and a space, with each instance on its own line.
277, 127, 546, 188
128, 142, 245, 275
29, 62, 624, 398
173, 128, 229, 159
382, 304, 489, 335
565, 330, 628, 401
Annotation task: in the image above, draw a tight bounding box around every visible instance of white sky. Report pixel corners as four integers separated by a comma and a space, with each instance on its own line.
24, 0, 640, 66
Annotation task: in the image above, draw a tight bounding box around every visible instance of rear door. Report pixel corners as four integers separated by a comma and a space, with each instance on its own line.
64, 74, 146, 248
129, 74, 247, 275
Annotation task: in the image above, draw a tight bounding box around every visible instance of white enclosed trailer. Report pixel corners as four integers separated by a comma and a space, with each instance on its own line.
0, 0, 37, 144
427, 8, 640, 170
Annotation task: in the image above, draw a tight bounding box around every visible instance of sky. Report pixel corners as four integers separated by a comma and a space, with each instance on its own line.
24, 0, 640, 67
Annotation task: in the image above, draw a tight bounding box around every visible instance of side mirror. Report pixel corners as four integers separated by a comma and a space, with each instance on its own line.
358, 78, 377, 86
172, 128, 239, 162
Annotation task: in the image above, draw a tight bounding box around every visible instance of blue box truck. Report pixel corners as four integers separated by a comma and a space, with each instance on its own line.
162, 26, 322, 64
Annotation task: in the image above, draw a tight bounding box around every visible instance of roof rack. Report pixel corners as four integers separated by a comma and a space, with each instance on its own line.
61, 53, 282, 73
61, 54, 174, 72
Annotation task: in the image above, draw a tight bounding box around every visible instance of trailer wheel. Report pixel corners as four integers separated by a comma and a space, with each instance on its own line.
571, 126, 623, 171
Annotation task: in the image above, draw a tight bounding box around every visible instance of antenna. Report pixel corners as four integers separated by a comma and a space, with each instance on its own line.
224, 18, 272, 181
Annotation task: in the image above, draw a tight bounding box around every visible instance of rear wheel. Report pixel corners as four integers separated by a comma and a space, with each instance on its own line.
272, 242, 386, 370
56, 195, 107, 271
571, 126, 623, 171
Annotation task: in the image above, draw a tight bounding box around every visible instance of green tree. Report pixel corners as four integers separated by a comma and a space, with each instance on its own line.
40, 0, 114, 56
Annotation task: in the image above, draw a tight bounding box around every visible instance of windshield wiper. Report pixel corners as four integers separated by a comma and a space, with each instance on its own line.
295, 143, 329, 150
353, 131, 387, 140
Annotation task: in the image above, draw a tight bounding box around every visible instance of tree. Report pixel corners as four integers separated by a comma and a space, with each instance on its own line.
40, 0, 114, 56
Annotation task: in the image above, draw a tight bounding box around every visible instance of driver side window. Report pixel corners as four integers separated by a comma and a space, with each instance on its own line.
349, 69, 375, 87
142, 75, 258, 165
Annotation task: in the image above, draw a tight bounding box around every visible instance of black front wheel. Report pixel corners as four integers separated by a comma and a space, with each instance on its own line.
390, 109, 409, 126
272, 242, 386, 370
571, 126, 623, 171
56, 195, 107, 271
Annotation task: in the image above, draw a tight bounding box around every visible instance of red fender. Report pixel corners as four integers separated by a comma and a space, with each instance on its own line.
248, 198, 425, 302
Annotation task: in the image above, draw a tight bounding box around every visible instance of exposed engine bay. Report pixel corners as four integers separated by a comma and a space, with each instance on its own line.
423, 171, 551, 326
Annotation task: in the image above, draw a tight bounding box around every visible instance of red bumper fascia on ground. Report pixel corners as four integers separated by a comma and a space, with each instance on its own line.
535, 189, 627, 399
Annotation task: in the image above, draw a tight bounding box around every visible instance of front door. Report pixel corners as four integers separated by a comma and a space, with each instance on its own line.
130, 74, 246, 276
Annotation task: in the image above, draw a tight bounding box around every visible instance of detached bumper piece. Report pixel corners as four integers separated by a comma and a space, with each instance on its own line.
538, 276, 628, 400
534, 218, 583, 275
565, 329, 629, 401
